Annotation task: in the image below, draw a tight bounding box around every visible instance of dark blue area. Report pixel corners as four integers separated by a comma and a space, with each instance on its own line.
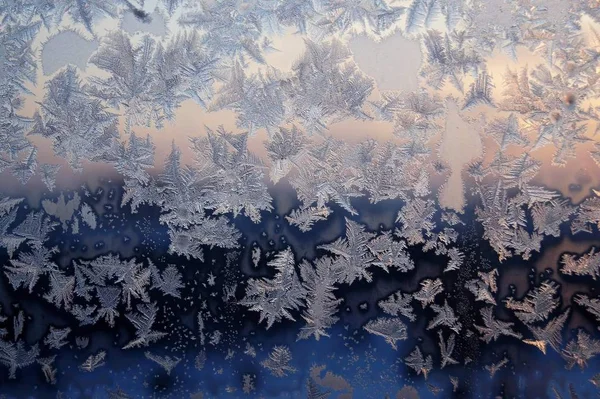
0, 180, 599, 398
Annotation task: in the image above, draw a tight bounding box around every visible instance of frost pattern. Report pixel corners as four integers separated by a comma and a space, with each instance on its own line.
240, 248, 306, 329
261, 346, 296, 378
1, 0, 600, 395
363, 317, 408, 350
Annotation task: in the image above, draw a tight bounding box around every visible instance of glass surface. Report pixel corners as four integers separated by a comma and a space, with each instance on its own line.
0, 1, 600, 397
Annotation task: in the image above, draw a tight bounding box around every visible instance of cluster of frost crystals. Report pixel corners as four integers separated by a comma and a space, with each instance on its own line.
297, 257, 343, 341
188, 127, 272, 222
285, 39, 374, 134
240, 214, 419, 340
269, 129, 435, 225
562, 330, 600, 370
318, 218, 377, 284
0, 10, 40, 184
471, 167, 569, 261
121, 126, 274, 260
404, 346, 432, 379
210, 63, 288, 135
31, 66, 119, 172
88, 30, 219, 130
414, 278, 444, 307
505, 280, 560, 324
265, 125, 308, 184
379, 290, 415, 321
364, 317, 408, 350
240, 248, 306, 329
561, 248, 600, 279
438, 331, 458, 368
40, 2, 383, 138
574, 294, 600, 325
466, 269, 498, 305
474, 307, 522, 344
2, 0, 600, 392
421, 30, 482, 92
260, 345, 296, 378
0, 309, 39, 379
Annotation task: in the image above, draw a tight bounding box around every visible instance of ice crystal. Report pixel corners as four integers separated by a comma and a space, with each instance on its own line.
43, 326, 70, 350
285, 39, 373, 134
194, 350, 206, 371
5, 245, 58, 293
31, 66, 118, 171
261, 345, 296, 377
79, 350, 106, 372
427, 300, 462, 333
485, 357, 508, 378
37, 355, 57, 384
286, 206, 332, 232
463, 68, 494, 109
561, 248, 600, 280
242, 374, 255, 394
144, 352, 181, 375
0, 339, 39, 379
562, 330, 600, 370
297, 257, 342, 341
421, 30, 481, 91
266, 125, 307, 184
108, 132, 155, 185
486, 114, 529, 150
466, 270, 498, 305
531, 200, 574, 238
475, 307, 522, 343
363, 317, 408, 350
413, 278, 444, 307
528, 309, 569, 353
505, 281, 560, 324
572, 198, 600, 234
240, 248, 306, 329
0, 208, 26, 257
12, 211, 57, 250
307, 376, 330, 399
404, 346, 433, 379
122, 302, 166, 349
88, 32, 161, 130
438, 331, 458, 368
318, 218, 376, 284
13, 311, 24, 341
396, 197, 436, 246
379, 290, 416, 321
188, 127, 272, 222
149, 260, 183, 298
210, 63, 286, 134
77, 254, 150, 309
367, 231, 414, 273
91, 286, 118, 327
574, 294, 600, 325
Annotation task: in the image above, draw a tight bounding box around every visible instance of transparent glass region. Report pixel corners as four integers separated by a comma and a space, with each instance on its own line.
1, 0, 600, 398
